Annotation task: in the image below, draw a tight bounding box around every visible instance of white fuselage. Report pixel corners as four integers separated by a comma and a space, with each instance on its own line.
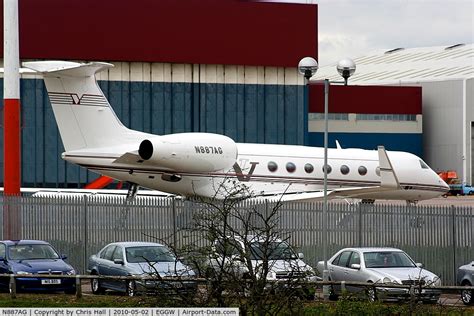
23, 60, 449, 202
64, 142, 449, 202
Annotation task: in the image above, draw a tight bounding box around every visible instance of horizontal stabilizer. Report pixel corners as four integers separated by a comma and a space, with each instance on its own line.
22, 61, 113, 77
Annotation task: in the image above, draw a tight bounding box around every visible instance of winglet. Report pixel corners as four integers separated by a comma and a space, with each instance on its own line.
335, 140, 342, 149
377, 146, 400, 189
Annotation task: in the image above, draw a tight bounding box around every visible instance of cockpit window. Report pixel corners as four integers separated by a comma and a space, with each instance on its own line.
419, 160, 429, 169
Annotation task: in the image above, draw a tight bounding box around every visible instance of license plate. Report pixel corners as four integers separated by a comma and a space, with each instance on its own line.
41, 279, 61, 285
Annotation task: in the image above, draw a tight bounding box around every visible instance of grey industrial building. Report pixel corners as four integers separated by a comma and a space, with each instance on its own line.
313, 44, 474, 185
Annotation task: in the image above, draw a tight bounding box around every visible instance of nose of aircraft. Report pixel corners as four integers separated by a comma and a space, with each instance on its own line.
436, 175, 450, 194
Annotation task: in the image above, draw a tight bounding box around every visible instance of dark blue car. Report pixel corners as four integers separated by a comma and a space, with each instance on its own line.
0, 240, 76, 293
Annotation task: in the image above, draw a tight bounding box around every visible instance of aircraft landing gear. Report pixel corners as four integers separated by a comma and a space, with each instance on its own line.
126, 182, 139, 202
115, 183, 139, 232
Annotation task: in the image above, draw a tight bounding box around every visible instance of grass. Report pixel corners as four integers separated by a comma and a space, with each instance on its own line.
0, 293, 164, 308
0, 293, 473, 315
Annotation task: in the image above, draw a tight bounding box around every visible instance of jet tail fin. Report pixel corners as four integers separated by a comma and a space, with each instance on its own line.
22, 61, 145, 152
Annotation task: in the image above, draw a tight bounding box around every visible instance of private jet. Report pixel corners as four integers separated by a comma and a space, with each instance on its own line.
23, 61, 449, 203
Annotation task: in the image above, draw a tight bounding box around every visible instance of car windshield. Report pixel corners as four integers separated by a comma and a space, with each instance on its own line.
250, 241, 297, 260
364, 251, 416, 268
125, 246, 175, 263
8, 244, 60, 260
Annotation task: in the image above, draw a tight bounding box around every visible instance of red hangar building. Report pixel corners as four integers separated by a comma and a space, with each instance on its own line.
0, 0, 422, 188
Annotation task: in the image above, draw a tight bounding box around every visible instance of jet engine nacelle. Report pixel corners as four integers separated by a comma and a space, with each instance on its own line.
138, 133, 238, 173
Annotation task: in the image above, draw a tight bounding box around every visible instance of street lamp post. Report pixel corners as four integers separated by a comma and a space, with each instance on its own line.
298, 57, 356, 300
298, 57, 319, 145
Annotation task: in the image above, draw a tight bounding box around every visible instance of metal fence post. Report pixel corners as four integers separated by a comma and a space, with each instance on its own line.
172, 197, 177, 248
75, 275, 82, 298
451, 205, 457, 284
9, 274, 16, 299
358, 203, 363, 247
83, 195, 88, 274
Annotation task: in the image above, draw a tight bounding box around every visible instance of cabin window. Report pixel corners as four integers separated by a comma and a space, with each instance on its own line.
286, 162, 296, 173
419, 160, 429, 169
322, 164, 332, 174
358, 166, 367, 176
375, 166, 380, 176
340, 165, 350, 175
268, 161, 278, 172
304, 163, 314, 173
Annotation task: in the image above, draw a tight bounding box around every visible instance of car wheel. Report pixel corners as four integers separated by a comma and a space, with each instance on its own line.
126, 280, 136, 297
461, 281, 473, 305
91, 275, 105, 294
366, 284, 377, 302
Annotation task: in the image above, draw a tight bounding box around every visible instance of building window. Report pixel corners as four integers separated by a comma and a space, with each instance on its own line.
268, 161, 278, 172
340, 165, 350, 175
356, 114, 417, 121
286, 162, 296, 173
358, 166, 368, 176
304, 163, 314, 173
322, 165, 332, 174
308, 113, 349, 121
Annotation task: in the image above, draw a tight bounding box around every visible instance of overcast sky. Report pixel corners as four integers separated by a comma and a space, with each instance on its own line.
291, 0, 474, 66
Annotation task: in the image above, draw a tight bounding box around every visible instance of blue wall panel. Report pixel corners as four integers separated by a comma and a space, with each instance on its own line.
307, 132, 423, 157
284, 85, 300, 145
21, 78, 36, 185
151, 82, 166, 135
223, 84, 238, 140
0, 78, 304, 188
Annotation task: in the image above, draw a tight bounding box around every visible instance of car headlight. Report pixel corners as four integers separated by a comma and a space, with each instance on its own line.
16, 271, 32, 275
66, 269, 76, 275
382, 277, 400, 285
267, 272, 276, 280
383, 277, 392, 284
432, 277, 441, 287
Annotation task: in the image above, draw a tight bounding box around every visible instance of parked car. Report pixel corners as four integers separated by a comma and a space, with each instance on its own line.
0, 240, 76, 293
207, 235, 317, 298
87, 241, 197, 296
316, 247, 441, 303
457, 260, 474, 305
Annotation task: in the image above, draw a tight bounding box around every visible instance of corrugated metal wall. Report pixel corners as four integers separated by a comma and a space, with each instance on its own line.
0, 63, 305, 187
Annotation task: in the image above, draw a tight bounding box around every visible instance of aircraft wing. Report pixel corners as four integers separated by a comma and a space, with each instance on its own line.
258, 146, 401, 203
265, 186, 394, 203
112, 151, 143, 164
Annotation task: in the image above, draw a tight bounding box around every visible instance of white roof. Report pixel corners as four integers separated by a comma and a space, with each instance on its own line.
312, 43, 474, 84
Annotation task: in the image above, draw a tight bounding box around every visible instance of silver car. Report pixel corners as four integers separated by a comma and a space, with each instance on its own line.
87, 241, 197, 296
316, 247, 441, 302
457, 261, 474, 305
